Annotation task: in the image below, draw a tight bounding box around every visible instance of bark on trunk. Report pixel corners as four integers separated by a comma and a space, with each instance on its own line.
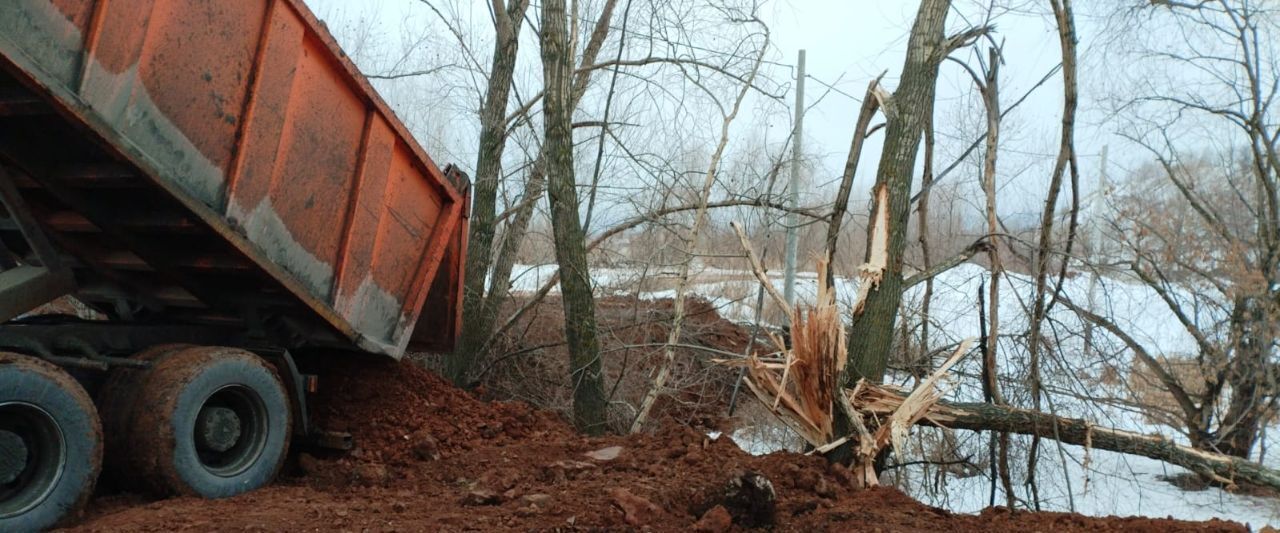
464, 0, 619, 373
976, 48, 1002, 407
916, 97, 934, 378
1219, 297, 1277, 457
451, 0, 530, 384
824, 80, 882, 288
853, 382, 1280, 490
481, 161, 546, 347
845, 0, 952, 384
541, 0, 608, 434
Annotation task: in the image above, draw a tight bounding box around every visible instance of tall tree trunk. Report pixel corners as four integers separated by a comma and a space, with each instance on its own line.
540, 0, 608, 434
481, 161, 545, 349
1024, 0, 1079, 505
916, 99, 934, 377
845, 0, 953, 385
450, 0, 530, 384
466, 0, 619, 366
977, 48, 1002, 408
828, 0, 954, 468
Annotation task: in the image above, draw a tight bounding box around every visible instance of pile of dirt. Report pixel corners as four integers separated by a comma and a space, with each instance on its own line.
302, 355, 575, 478
68, 358, 1249, 532
480, 295, 753, 431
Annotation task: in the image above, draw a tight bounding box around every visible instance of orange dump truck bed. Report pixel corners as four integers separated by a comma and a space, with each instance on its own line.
0, 0, 469, 358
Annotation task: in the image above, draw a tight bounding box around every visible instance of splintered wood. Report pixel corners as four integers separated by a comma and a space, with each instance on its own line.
724, 222, 845, 447
867, 339, 973, 463
851, 184, 889, 315
723, 214, 973, 488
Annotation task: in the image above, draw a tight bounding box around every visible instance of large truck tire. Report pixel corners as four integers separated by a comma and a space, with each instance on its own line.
0, 353, 102, 533
96, 344, 190, 489
120, 346, 291, 498
98, 340, 189, 486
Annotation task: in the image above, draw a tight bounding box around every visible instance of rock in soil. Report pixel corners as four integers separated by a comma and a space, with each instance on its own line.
608, 487, 662, 526
462, 489, 503, 506
694, 505, 733, 533
584, 445, 623, 461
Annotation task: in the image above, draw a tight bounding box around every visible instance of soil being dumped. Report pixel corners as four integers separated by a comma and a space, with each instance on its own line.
67, 357, 1247, 532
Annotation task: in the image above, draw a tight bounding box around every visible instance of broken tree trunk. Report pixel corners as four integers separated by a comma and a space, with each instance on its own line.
845, 0, 954, 385
852, 382, 1280, 491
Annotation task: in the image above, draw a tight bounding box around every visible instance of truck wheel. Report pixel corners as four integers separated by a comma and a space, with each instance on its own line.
125, 346, 291, 498
0, 353, 102, 533
97, 344, 190, 489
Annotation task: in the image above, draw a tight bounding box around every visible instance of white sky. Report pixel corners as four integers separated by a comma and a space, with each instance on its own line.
303, 0, 1125, 225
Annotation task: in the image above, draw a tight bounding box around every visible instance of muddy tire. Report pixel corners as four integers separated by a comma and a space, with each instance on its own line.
0, 353, 102, 533
97, 344, 190, 490
120, 346, 291, 498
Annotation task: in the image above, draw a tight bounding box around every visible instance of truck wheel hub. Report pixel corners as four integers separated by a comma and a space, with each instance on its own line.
195, 406, 241, 453
0, 430, 27, 484
0, 401, 64, 519
194, 385, 268, 477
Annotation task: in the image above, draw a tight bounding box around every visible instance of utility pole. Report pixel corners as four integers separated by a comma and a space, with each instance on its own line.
783, 49, 805, 307
1098, 145, 1109, 197
1084, 144, 1107, 359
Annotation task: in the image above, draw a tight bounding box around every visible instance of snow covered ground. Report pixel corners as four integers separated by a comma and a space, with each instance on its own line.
508, 262, 1280, 527
936, 442, 1280, 526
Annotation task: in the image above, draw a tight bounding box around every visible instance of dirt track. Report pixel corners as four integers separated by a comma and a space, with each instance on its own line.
63, 357, 1247, 532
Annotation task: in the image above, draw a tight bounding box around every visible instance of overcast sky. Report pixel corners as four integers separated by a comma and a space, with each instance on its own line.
303, 1, 1122, 224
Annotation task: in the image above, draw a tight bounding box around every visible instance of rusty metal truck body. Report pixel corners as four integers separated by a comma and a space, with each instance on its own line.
0, 1, 469, 529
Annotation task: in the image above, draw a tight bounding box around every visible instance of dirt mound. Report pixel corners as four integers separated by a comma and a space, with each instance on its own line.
301, 355, 576, 483
67, 358, 1248, 532
481, 295, 752, 431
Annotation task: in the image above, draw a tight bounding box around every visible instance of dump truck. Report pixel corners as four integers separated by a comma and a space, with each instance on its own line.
0, 1, 470, 529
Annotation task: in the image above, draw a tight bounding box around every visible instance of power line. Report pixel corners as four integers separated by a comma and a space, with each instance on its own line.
522, 1, 793, 69
805, 73, 863, 103
521, 0, 867, 94
410, 1, 872, 130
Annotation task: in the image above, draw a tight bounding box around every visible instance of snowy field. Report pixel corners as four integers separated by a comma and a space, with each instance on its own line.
509, 262, 1280, 528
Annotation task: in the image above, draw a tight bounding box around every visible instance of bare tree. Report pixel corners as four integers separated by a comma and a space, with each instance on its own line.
1024, 0, 1080, 505
952, 40, 1016, 508
825, 77, 884, 288
450, 0, 531, 384
459, 0, 622, 386
541, 0, 608, 433
629, 10, 770, 433
1086, 0, 1280, 458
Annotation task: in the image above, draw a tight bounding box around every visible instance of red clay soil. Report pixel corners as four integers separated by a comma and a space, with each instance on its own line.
63, 357, 1248, 532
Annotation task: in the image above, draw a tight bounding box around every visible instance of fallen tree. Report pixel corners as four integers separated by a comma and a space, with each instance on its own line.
851, 382, 1280, 491
721, 197, 1280, 495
